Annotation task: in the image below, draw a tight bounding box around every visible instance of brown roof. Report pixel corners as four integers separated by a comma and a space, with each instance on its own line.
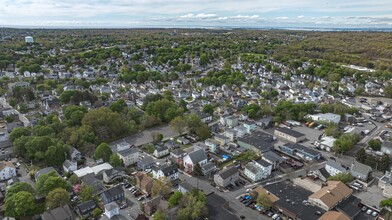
319, 211, 350, 220
252, 186, 279, 203
0, 161, 15, 171
135, 171, 153, 194
309, 181, 352, 209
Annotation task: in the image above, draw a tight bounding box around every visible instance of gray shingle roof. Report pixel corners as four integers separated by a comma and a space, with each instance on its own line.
350, 162, 372, 175
41, 205, 73, 220
117, 148, 139, 157
188, 149, 207, 164
217, 166, 238, 180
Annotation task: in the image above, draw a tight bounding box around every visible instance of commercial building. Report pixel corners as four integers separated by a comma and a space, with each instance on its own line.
307, 113, 341, 124
308, 181, 353, 211
237, 131, 275, 155
274, 127, 306, 143
25, 36, 34, 43
280, 143, 321, 161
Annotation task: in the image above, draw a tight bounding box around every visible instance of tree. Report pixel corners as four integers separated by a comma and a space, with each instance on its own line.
5, 191, 36, 218
328, 172, 353, 183
378, 155, 390, 172
355, 148, 367, 163
176, 189, 207, 220
151, 177, 173, 198
368, 139, 382, 151
324, 123, 341, 138
46, 188, 70, 209
78, 185, 94, 202
385, 85, 392, 98
170, 116, 188, 135
94, 143, 113, 162
5, 182, 35, 198
256, 191, 273, 209
9, 127, 31, 142
36, 171, 69, 196
202, 104, 214, 115
380, 198, 392, 208
168, 191, 182, 207
92, 208, 103, 218
250, 190, 259, 200
109, 153, 123, 167
153, 210, 166, 220
45, 145, 69, 167
109, 99, 127, 112
194, 123, 210, 140
151, 132, 164, 144
365, 155, 377, 168
68, 174, 80, 185
193, 163, 203, 176
63, 105, 88, 126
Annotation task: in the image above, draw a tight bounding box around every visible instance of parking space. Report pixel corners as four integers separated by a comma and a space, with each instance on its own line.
354, 184, 384, 209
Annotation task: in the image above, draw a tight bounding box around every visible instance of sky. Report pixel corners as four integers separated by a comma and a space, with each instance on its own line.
1, 0, 392, 28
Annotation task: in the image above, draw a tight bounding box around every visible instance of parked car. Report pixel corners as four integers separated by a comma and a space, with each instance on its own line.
367, 209, 373, 215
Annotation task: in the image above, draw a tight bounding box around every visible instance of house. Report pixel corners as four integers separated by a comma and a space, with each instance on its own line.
152, 164, 179, 180
274, 127, 306, 143
76, 200, 96, 217
137, 156, 155, 171
244, 159, 272, 182
214, 166, 239, 187
135, 172, 154, 194
224, 129, 236, 141
319, 211, 350, 220
325, 159, 347, 176
308, 181, 353, 211
237, 131, 275, 155
110, 141, 130, 153
213, 134, 227, 146
350, 162, 372, 181
35, 167, 58, 181
205, 138, 220, 154
178, 181, 195, 194
183, 149, 208, 173
101, 185, 124, 204
0, 161, 16, 181
153, 145, 169, 158
381, 141, 392, 155
226, 116, 239, 128
306, 113, 341, 124
143, 196, 169, 216
261, 151, 285, 170
170, 149, 186, 164
62, 160, 77, 173
379, 171, 392, 197
69, 147, 82, 161
103, 167, 125, 183
243, 122, 256, 134
104, 202, 119, 219
280, 143, 321, 161
41, 205, 74, 220
176, 137, 190, 145
117, 148, 139, 166
201, 162, 216, 176
80, 174, 104, 195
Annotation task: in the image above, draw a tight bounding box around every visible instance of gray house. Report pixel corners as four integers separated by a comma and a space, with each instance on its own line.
350, 162, 372, 181
213, 166, 239, 187
137, 156, 155, 171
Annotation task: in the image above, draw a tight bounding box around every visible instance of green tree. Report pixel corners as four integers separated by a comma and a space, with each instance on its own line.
68, 174, 80, 185
63, 105, 88, 126
202, 104, 214, 115
194, 123, 210, 140
92, 208, 103, 218
378, 155, 390, 172
46, 188, 70, 209
36, 171, 69, 196
193, 163, 203, 176
109, 153, 123, 167
151, 132, 164, 144
355, 148, 367, 163
176, 189, 207, 220
153, 210, 166, 220
151, 177, 173, 198
5, 191, 36, 218
45, 145, 69, 167
109, 99, 127, 112
324, 123, 342, 138
94, 143, 113, 162
385, 85, 392, 98
380, 198, 392, 208
168, 191, 183, 207
33, 125, 55, 136
9, 127, 31, 142
328, 172, 353, 183
5, 182, 35, 198
78, 185, 94, 202
169, 116, 188, 135
368, 139, 382, 151
256, 191, 273, 209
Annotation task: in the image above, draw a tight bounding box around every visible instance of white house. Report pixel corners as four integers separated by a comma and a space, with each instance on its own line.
104, 202, 119, 219
325, 160, 347, 176
244, 159, 272, 182
306, 113, 341, 124
0, 161, 17, 180
183, 149, 208, 173
117, 148, 139, 166
152, 164, 179, 181
153, 146, 169, 158
62, 160, 77, 173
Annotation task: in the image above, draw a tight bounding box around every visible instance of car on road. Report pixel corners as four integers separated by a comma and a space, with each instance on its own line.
372, 211, 378, 217
367, 209, 373, 215
361, 206, 368, 212
120, 204, 128, 209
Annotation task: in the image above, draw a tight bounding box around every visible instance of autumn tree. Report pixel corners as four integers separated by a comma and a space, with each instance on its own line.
151, 177, 173, 198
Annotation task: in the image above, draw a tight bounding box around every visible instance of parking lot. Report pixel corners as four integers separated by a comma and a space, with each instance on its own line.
354, 183, 384, 209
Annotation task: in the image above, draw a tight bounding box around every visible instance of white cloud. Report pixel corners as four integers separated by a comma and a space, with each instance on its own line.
298, 15, 305, 19
180, 13, 217, 19
276, 16, 289, 20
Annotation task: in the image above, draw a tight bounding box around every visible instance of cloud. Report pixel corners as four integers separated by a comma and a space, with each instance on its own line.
180, 13, 217, 19
276, 16, 289, 20
298, 15, 305, 19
